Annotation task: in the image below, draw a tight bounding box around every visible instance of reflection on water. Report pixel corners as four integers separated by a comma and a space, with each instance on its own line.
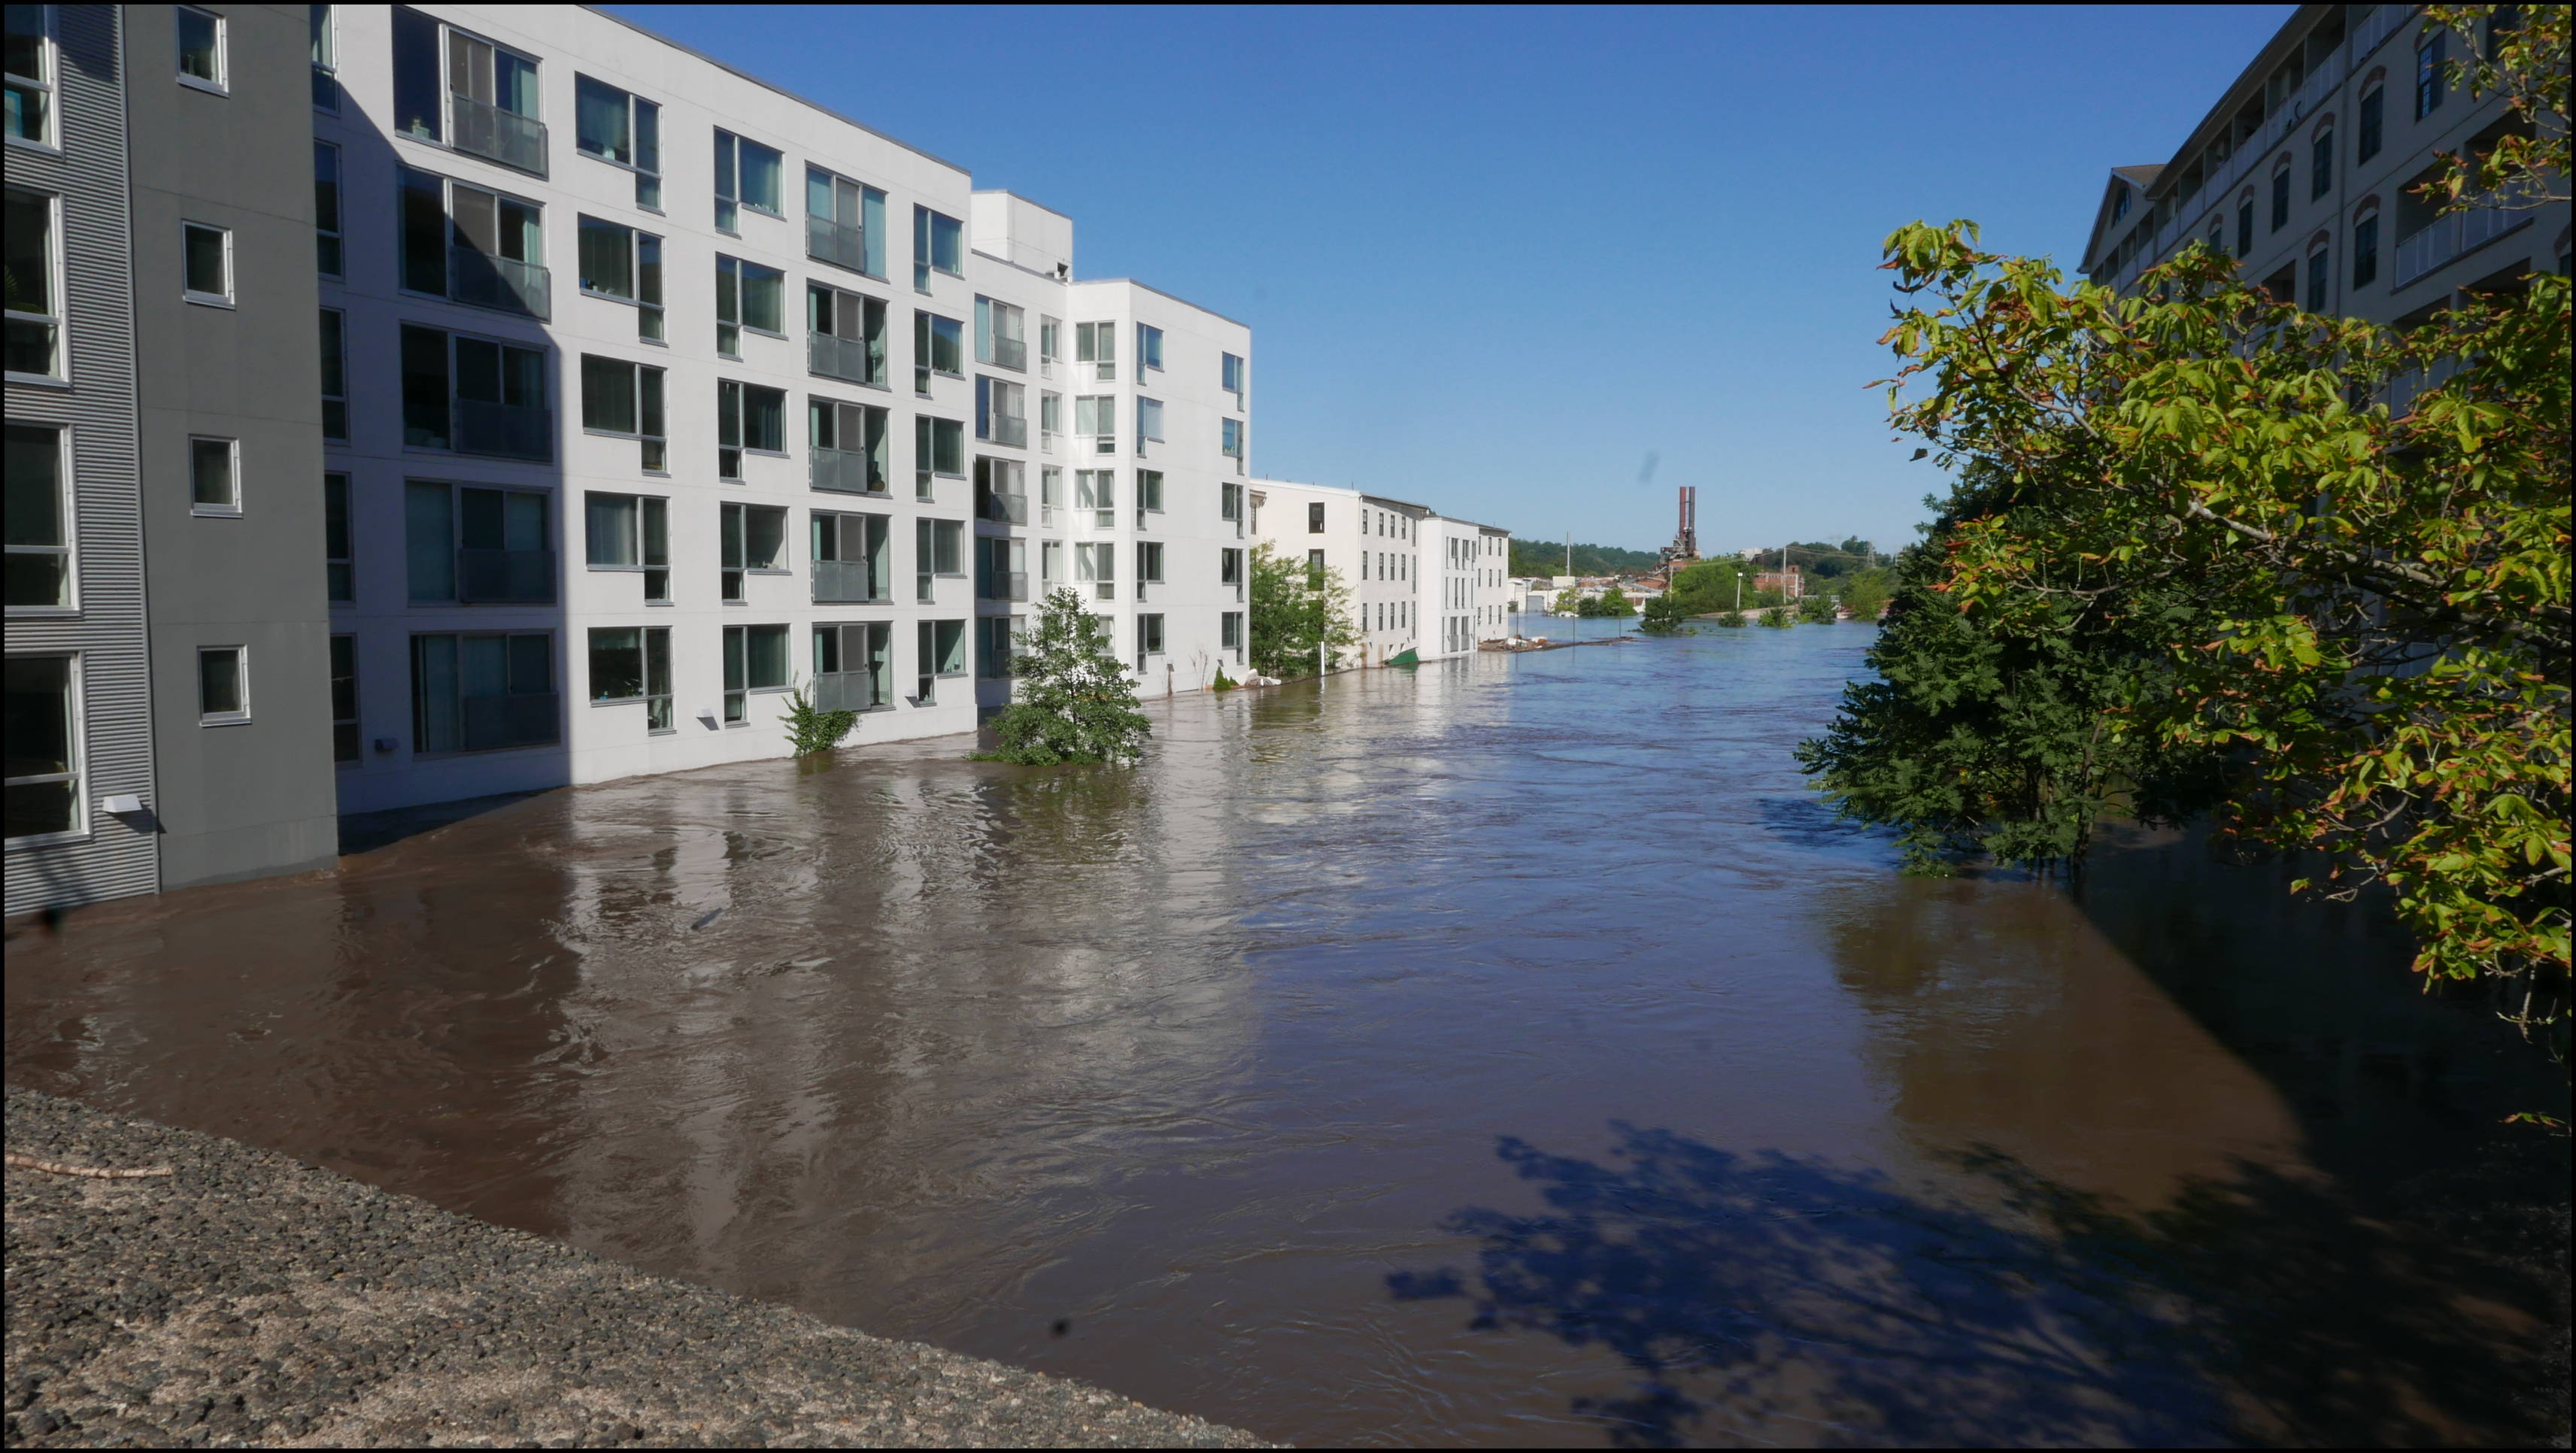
6, 629, 2563, 1447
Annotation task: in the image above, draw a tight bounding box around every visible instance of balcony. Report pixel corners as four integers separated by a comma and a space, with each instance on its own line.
812, 560, 879, 603
450, 95, 546, 175
810, 669, 882, 714
809, 332, 875, 385
988, 336, 1027, 371
457, 548, 556, 603
2394, 203, 2534, 289
978, 570, 1028, 603
983, 414, 1028, 449
460, 691, 559, 750
455, 399, 552, 460
810, 444, 883, 495
978, 490, 1027, 526
807, 215, 865, 272
450, 247, 551, 319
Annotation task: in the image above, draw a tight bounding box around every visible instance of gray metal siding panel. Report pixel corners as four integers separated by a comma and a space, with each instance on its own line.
5, 3, 159, 916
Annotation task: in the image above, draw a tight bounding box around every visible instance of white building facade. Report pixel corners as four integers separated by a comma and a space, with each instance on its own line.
314, 5, 1253, 812
1246, 478, 1509, 664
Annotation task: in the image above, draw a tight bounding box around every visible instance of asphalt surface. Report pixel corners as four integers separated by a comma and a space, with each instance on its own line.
4, 1088, 1273, 1448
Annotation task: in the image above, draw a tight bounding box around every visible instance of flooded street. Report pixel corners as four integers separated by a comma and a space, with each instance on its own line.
7, 627, 2564, 1447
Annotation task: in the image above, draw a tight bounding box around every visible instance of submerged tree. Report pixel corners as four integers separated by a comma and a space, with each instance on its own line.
982, 588, 1151, 765
1804, 3, 2569, 998
1249, 541, 1360, 677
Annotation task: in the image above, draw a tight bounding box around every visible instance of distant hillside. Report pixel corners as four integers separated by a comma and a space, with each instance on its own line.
1507, 541, 1663, 577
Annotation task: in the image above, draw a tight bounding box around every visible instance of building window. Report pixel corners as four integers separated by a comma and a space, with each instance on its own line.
312, 141, 344, 276
809, 399, 888, 495
811, 510, 889, 602
1039, 317, 1060, 374
719, 501, 787, 602
975, 296, 1027, 370
914, 416, 963, 499
1075, 469, 1116, 529
7, 4, 56, 144
975, 377, 1027, 446
712, 128, 782, 232
404, 481, 553, 603
574, 74, 660, 209
1136, 323, 1164, 372
1039, 391, 1061, 450
715, 380, 785, 478
198, 645, 247, 723
915, 618, 967, 699
190, 435, 239, 515
912, 205, 961, 290
721, 623, 788, 723
808, 166, 886, 278
1074, 321, 1116, 379
319, 308, 348, 441
323, 471, 352, 601
2311, 129, 2334, 199
176, 5, 225, 93
182, 222, 232, 306
974, 457, 1026, 526
391, 10, 542, 172
914, 311, 963, 392
2269, 167, 2289, 232
2353, 214, 2380, 288
2305, 249, 2330, 311
975, 616, 1015, 680
400, 326, 550, 460
1074, 395, 1116, 455
1220, 548, 1243, 596
717, 256, 789, 356
2359, 85, 2383, 162
1221, 481, 1242, 524
578, 354, 666, 472
1307, 502, 1326, 533
972, 532, 1024, 601
5, 654, 79, 838
329, 634, 358, 762
1221, 351, 1246, 409
2235, 198, 2253, 258
1039, 537, 1063, 586
1134, 612, 1164, 671
808, 282, 884, 386
6, 423, 70, 609
1136, 469, 1164, 521
1220, 611, 1242, 657
2415, 31, 2447, 120
813, 622, 891, 710
578, 217, 663, 341
399, 167, 549, 317
587, 625, 672, 732
308, 3, 335, 111
411, 631, 556, 753
582, 492, 669, 602
915, 517, 963, 603
1136, 541, 1164, 599
1075, 540, 1115, 600
1135, 396, 1164, 455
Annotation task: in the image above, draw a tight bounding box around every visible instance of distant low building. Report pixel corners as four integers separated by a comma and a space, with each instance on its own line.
1754, 569, 1804, 598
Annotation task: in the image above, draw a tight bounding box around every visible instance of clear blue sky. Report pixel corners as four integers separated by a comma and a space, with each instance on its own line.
612, 3, 2293, 557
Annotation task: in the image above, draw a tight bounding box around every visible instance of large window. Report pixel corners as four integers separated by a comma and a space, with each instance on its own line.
1075, 540, 1115, 600
1074, 320, 1115, 379
2236, 198, 2253, 258
1221, 352, 1246, 409
2358, 84, 2383, 163
809, 398, 887, 495
323, 471, 352, 602
2311, 127, 2333, 199
1075, 469, 1115, 528
976, 378, 1027, 446
181, 222, 231, 306
2353, 214, 2380, 288
176, 5, 224, 92
1074, 396, 1115, 454
405, 481, 553, 602
973, 535, 1024, 602
721, 623, 788, 723
718, 256, 787, 357
914, 416, 963, 499
574, 74, 660, 209
976, 617, 1015, 679
198, 645, 247, 724
974, 457, 1026, 526
329, 635, 358, 763
584, 491, 668, 602
915, 517, 962, 600
1136, 541, 1164, 599
2269, 166, 2290, 232
1221, 417, 1246, 466
391, 8, 542, 172
1136, 396, 1164, 454
713, 128, 782, 232
1134, 613, 1165, 671
717, 381, 784, 478
314, 141, 344, 276
1136, 469, 1164, 520
807, 166, 886, 277
401, 166, 549, 317
401, 324, 550, 460
808, 283, 884, 385
2415, 30, 2447, 120
578, 216, 662, 341
812, 621, 889, 712
308, 2, 335, 111
1039, 392, 1061, 450
320, 308, 347, 440
975, 296, 1027, 370
720, 501, 787, 602
411, 631, 556, 753
912, 206, 960, 290
915, 618, 966, 701
4, 188, 56, 378
914, 311, 963, 392
6, 423, 69, 609
1136, 323, 1164, 372
5, 654, 78, 839
811, 510, 888, 602
587, 625, 671, 732
1308, 501, 1326, 533
2305, 248, 2330, 311
578, 354, 666, 472
7, 3, 55, 144
190, 435, 239, 515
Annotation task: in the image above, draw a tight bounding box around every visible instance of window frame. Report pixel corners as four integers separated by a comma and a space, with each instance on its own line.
2358, 84, 2384, 163
915, 310, 965, 390
408, 629, 559, 754
329, 632, 359, 763
397, 165, 551, 318
2310, 126, 2334, 199
577, 214, 664, 341
175, 4, 226, 95
718, 255, 790, 356
573, 73, 662, 211
1221, 351, 1246, 408
2353, 212, 2380, 288
716, 379, 787, 479
4, 187, 62, 382
399, 323, 552, 460
197, 644, 250, 725
2305, 247, 2331, 311
912, 205, 962, 290
181, 220, 234, 308
5, 420, 74, 614
323, 470, 352, 602
314, 139, 344, 278
319, 307, 348, 441
189, 435, 241, 517
1136, 323, 1164, 372
578, 353, 668, 473
309, 2, 336, 113
5, 3, 59, 150
3, 651, 83, 842
713, 127, 784, 232
721, 622, 791, 723
915, 415, 964, 498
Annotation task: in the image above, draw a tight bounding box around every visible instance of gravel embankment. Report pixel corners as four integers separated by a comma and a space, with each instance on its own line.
5, 1088, 1273, 1448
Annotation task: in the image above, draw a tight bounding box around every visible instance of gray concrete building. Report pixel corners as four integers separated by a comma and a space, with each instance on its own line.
6, 3, 338, 915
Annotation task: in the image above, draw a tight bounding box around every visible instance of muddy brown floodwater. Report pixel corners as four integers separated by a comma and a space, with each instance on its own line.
7, 627, 2567, 1447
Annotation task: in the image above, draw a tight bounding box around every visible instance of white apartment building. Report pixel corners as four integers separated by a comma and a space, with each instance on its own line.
314, 5, 1253, 812
1246, 479, 1512, 663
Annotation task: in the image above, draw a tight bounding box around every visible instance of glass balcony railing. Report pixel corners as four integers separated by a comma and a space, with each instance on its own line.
455, 399, 553, 461
460, 691, 559, 751
984, 415, 1027, 448
809, 332, 874, 384
810, 669, 883, 714
812, 560, 879, 603
450, 94, 546, 174
450, 247, 551, 319
809, 444, 882, 495
807, 215, 865, 271
455, 548, 556, 603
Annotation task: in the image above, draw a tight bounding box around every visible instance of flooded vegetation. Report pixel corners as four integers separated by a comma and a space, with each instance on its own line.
7, 628, 2565, 1446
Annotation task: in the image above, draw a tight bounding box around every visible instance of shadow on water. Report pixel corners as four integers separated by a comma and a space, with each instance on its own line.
1391, 1122, 2562, 1448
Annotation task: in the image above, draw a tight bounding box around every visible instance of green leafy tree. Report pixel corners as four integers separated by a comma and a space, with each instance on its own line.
1798, 594, 1840, 623
1552, 587, 1584, 616
982, 588, 1151, 765
1758, 605, 1795, 629
1838, 569, 1893, 622
1809, 3, 2569, 997
1248, 541, 1359, 678
1640, 593, 1692, 634
1714, 610, 1748, 628
1596, 584, 1637, 617
781, 685, 857, 757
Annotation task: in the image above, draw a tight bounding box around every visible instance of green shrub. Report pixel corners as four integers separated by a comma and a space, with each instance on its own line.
782, 685, 857, 757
